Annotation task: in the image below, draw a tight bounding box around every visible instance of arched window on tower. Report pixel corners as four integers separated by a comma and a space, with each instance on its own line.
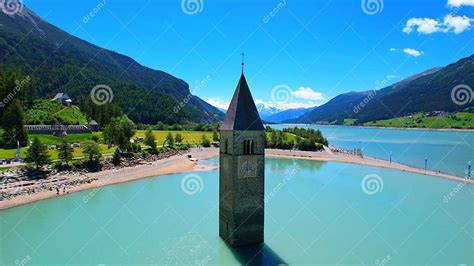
243, 139, 254, 155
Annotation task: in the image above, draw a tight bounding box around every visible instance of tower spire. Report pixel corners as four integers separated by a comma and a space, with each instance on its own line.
219, 64, 265, 247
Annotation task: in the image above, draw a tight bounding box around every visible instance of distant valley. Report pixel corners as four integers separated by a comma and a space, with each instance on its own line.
231, 56, 473, 129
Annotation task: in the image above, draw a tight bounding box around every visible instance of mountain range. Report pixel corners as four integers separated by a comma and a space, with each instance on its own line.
286, 56, 473, 124
264, 107, 315, 123
215, 56, 473, 125
1, 2, 472, 127
0, 3, 224, 125
255, 102, 284, 120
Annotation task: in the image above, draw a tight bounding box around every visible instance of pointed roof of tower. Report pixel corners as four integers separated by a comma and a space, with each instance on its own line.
221, 73, 264, 131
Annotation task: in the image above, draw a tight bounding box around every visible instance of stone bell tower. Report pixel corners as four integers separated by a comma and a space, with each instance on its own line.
219, 68, 265, 247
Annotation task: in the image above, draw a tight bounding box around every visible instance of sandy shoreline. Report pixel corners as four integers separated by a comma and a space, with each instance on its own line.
0, 148, 218, 211
265, 149, 473, 184
1, 147, 472, 211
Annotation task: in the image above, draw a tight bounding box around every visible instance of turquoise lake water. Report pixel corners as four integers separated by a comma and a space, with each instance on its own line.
1, 157, 473, 265
272, 125, 474, 178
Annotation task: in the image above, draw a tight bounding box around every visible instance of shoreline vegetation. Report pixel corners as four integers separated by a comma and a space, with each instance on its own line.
361, 111, 474, 130
283, 110, 474, 131
1, 147, 472, 211
276, 123, 474, 132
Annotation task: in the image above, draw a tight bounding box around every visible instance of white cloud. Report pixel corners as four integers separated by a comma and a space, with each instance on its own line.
403, 18, 444, 34
403, 48, 424, 57
444, 14, 472, 33
447, 0, 474, 7
206, 99, 229, 110
403, 15, 473, 34
389, 48, 424, 57
291, 87, 324, 101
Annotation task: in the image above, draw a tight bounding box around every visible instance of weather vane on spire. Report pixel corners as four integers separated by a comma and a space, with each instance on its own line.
241, 52, 245, 73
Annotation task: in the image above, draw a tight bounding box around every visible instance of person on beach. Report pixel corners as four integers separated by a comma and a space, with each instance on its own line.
56, 187, 60, 195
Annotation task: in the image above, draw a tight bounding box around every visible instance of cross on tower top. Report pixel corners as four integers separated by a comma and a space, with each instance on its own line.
241, 52, 245, 73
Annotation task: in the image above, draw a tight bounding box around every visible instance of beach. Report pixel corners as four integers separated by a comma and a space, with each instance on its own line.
0, 148, 217, 211
266, 148, 473, 183
1, 147, 472, 210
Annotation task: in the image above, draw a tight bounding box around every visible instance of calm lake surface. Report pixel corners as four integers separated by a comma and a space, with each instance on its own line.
1, 157, 472, 265
272, 124, 474, 177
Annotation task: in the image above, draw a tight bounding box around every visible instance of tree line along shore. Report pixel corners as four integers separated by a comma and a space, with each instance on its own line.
1, 116, 328, 173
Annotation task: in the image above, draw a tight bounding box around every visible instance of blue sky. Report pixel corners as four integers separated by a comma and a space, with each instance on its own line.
24, 0, 474, 110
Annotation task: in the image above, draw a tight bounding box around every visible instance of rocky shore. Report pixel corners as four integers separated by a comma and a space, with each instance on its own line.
1, 150, 187, 201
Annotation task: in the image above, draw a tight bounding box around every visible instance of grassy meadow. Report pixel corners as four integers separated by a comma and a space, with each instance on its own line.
0, 130, 302, 161
364, 112, 474, 129
134, 130, 214, 145
0, 130, 214, 161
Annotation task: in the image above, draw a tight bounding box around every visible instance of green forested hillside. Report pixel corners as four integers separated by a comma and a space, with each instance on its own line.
0, 5, 223, 125
355, 56, 474, 123
291, 55, 474, 126
364, 111, 474, 129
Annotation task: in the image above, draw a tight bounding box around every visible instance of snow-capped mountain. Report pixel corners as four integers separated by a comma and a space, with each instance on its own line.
255, 102, 284, 120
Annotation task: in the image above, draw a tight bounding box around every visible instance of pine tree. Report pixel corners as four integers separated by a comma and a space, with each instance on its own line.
26, 137, 51, 169
2, 99, 28, 148
165, 132, 174, 146
175, 133, 183, 144
201, 134, 211, 147
58, 140, 73, 166
212, 130, 219, 142
144, 128, 157, 152
112, 148, 121, 166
